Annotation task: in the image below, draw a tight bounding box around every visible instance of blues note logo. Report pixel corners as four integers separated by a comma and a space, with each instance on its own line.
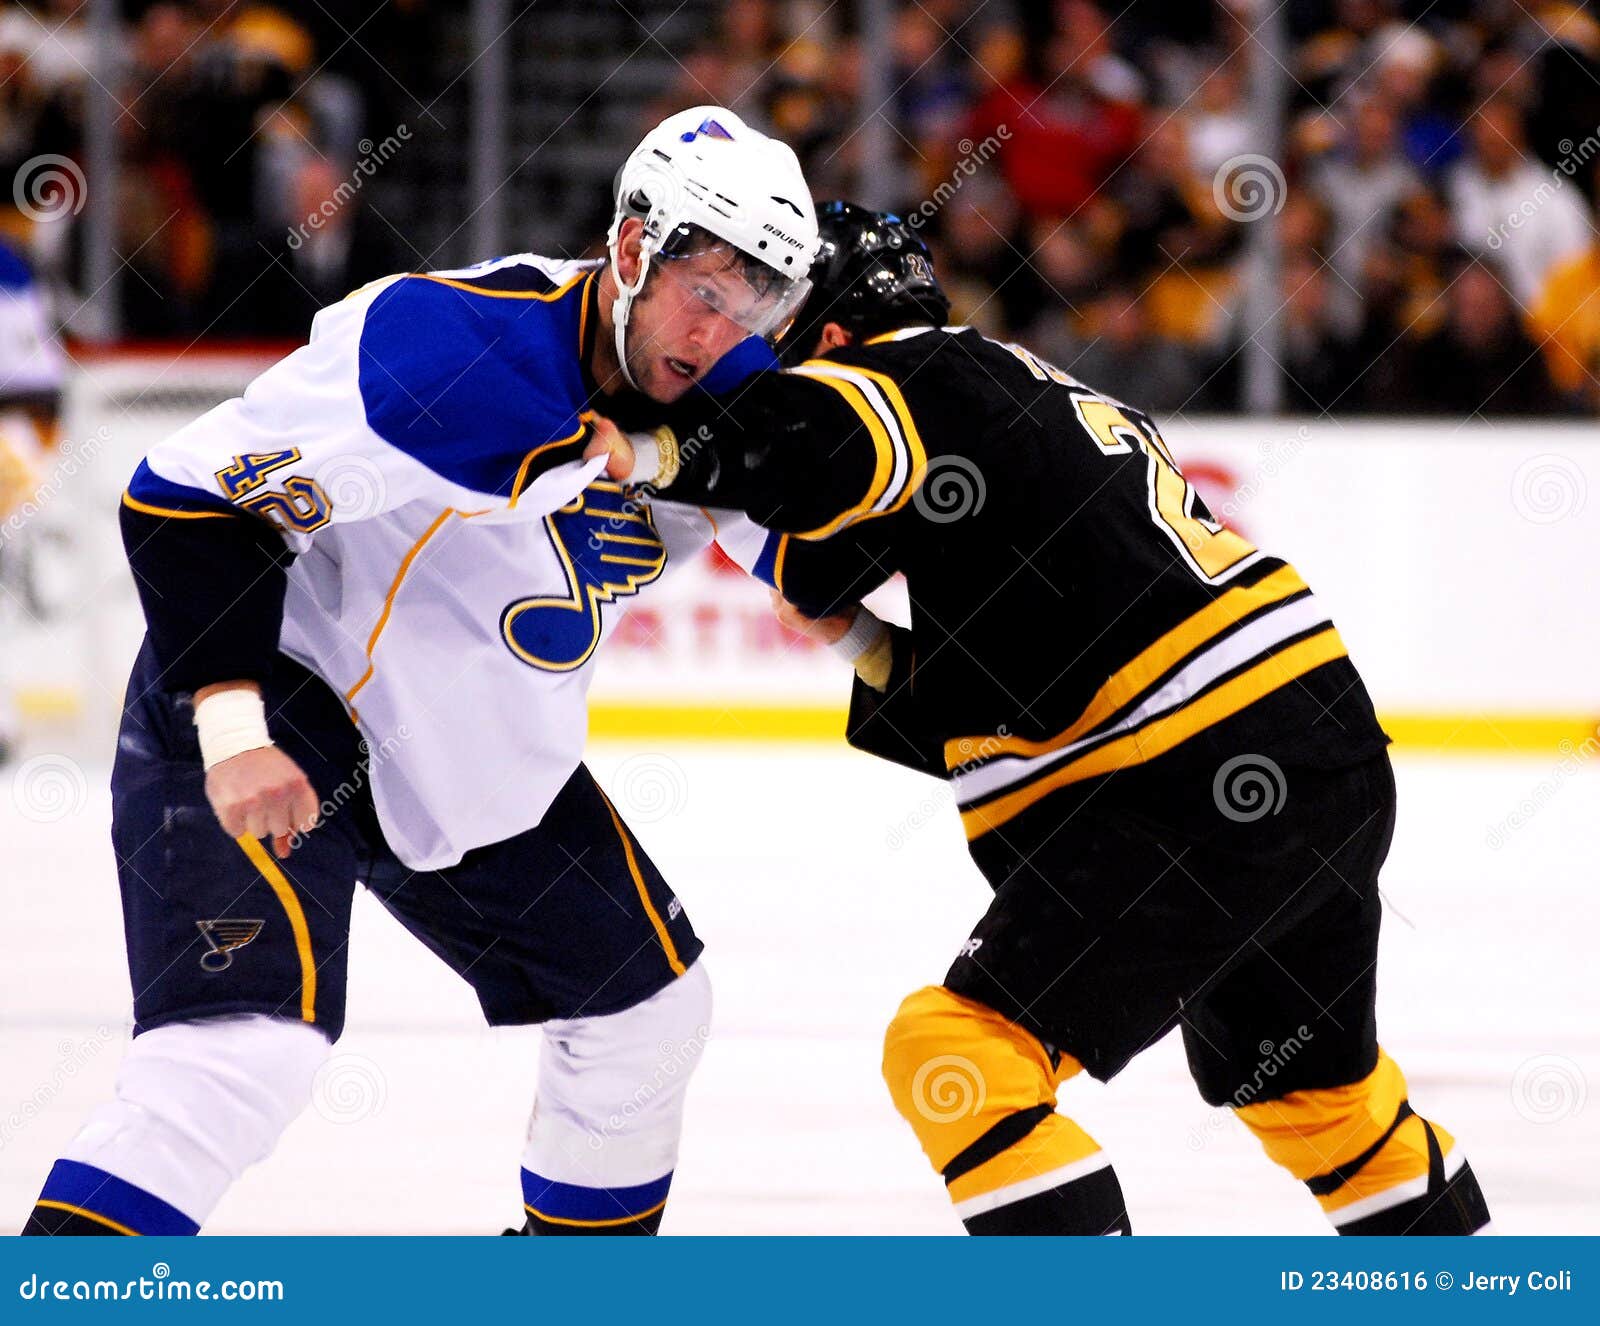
501, 483, 667, 672
196, 919, 265, 972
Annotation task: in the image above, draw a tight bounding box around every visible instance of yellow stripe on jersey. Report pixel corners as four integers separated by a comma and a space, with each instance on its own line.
943, 564, 1311, 770
839, 362, 928, 514
346, 508, 458, 715
961, 626, 1349, 839
508, 412, 594, 510
121, 491, 236, 521
785, 367, 895, 538
236, 834, 318, 1024
31, 1200, 141, 1237
598, 792, 686, 977
524, 1197, 669, 1227
413, 271, 587, 302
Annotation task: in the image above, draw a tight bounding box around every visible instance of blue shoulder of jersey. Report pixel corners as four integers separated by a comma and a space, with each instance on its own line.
357, 265, 593, 497
692, 335, 785, 588
125, 459, 237, 514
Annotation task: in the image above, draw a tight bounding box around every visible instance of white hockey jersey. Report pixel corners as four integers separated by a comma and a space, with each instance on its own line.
132, 255, 771, 869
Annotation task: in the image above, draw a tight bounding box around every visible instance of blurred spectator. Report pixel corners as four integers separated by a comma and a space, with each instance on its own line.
1529, 176, 1600, 410
1311, 97, 1420, 334
1032, 283, 1207, 413
1277, 251, 1358, 413
1182, 56, 1253, 182
207, 156, 402, 338
1447, 99, 1591, 308
0, 0, 92, 96
1389, 251, 1575, 415
1370, 29, 1461, 178
967, 1, 1144, 222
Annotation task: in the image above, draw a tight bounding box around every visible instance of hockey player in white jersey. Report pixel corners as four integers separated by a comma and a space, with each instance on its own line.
0, 239, 68, 765
22, 107, 818, 1237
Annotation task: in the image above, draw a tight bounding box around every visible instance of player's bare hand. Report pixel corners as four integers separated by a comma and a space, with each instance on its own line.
770, 588, 858, 645
582, 415, 637, 481
205, 746, 321, 859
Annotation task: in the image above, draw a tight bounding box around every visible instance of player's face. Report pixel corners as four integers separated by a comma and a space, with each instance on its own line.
627, 250, 757, 401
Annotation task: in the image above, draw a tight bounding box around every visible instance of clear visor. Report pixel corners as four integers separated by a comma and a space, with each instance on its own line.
652, 226, 812, 340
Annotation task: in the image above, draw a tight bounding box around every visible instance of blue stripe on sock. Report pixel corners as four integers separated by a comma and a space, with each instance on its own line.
39, 1159, 200, 1236
520, 1169, 673, 1222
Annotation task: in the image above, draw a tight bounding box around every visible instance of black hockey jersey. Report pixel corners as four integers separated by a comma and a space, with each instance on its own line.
660, 325, 1390, 842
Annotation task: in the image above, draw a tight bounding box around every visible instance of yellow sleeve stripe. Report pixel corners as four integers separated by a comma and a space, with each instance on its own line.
785, 367, 896, 539
943, 564, 1311, 767
772, 532, 790, 594
841, 362, 928, 514
121, 491, 236, 521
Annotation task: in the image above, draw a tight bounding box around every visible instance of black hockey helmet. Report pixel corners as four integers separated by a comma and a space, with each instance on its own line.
776, 200, 952, 365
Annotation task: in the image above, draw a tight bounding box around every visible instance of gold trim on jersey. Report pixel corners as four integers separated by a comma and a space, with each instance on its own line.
236, 834, 318, 1024
785, 359, 927, 537
598, 792, 686, 977
412, 271, 588, 302
31, 1200, 140, 1236
523, 1197, 669, 1228
121, 491, 236, 521
960, 626, 1350, 840
345, 508, 460, 717
508, 411, 595, 510
944, 564, 1311, 770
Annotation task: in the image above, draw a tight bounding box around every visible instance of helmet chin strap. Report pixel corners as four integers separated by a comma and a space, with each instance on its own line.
607, 233, 655, 392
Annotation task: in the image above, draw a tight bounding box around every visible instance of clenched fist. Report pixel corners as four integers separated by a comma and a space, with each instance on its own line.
205, 745, 321, 859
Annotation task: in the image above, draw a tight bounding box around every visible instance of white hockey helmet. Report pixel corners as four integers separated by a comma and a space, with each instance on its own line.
606, 106, 820, 385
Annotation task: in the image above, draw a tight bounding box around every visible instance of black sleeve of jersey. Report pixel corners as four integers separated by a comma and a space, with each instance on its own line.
844, 625, 947, 780
774, 525, 898, 619
120, 500, 294, 694
663, 372, 886, 538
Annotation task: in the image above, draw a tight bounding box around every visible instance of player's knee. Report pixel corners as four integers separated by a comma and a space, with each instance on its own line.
1235, 1050, 1413, 1182
1235, 1049, 1488, 1233
531, 960, 711, 1180
62, 1014, 329, 1223
882, 984, 1071, 1173
119, 1014, 329, 1164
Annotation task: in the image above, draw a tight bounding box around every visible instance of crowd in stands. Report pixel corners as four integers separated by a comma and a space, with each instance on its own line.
0, 0, 434, 339
3, 0, 1599, 415
657, 0, 1600, 415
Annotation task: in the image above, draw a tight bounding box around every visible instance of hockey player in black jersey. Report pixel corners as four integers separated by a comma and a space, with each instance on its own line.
586, 202, 1494, 1236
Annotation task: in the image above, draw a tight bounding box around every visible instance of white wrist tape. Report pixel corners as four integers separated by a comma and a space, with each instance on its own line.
829, 607, 889, 666
625, 426, 680, 489
194, 689, 274, 770
626, 429, 663, 486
